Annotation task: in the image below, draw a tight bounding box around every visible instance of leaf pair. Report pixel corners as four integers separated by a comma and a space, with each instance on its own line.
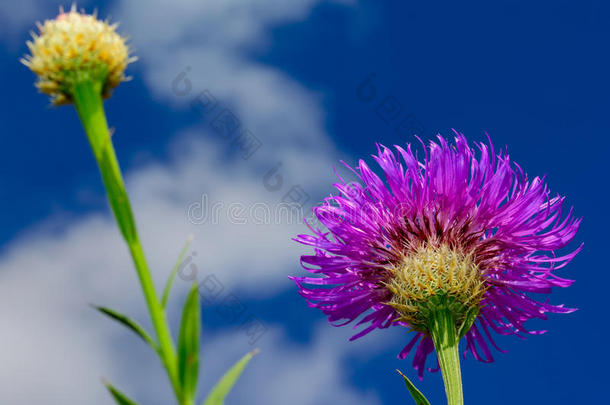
94, 307, 155, 405
103, 349, 257, 405
97, 238, 256, 405
95, 285, 201, 405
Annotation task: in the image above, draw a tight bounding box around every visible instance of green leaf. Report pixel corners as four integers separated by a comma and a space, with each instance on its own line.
178, 283, 201, 402
93, 305, 158, 352
396, 369, 431, 405
161, 235, 194, 308
203, 349, 258, 405
103, 380, 139, 405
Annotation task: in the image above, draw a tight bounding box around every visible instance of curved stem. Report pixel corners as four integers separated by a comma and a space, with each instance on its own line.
72, 80, 182, 402
429, 308, 464, 405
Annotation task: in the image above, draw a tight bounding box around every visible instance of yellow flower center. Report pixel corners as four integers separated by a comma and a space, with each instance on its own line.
386, 244, 486, 333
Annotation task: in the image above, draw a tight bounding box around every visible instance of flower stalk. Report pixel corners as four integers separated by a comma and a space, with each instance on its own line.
71, 78, 182, 400
428, 306, 463, 405
24, 7, 258, 404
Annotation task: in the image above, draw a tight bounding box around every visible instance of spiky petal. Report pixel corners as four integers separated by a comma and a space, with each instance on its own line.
292, 132, 581, 378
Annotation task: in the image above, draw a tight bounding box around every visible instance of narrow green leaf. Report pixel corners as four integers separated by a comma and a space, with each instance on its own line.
103, 380, 139, 405
178, 283, 201, 402
396, 369, 431, 405
203, 349, 258, 405
161, 234, 194, 308
93, 305, 158, 352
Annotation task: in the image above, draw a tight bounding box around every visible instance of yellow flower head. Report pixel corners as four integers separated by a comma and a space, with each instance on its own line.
385, 244, 487, 333
22, 5, 135, 105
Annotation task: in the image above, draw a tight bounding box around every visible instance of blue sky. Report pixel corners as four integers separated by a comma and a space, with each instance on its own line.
0, 1, 608, 404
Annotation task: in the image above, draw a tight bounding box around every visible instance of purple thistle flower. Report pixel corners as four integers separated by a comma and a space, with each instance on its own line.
292, 132, 581, 379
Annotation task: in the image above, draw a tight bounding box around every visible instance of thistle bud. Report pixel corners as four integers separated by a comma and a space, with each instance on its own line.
21, 5, 135, 104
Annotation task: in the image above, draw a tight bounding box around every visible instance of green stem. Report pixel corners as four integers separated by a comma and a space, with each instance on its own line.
429, 308, 464, 405
71, 80, 182, 402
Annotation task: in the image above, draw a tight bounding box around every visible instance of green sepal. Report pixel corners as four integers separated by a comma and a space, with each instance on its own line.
203, 349, 258, 405
396, 369, 431, 405
457, 306, 479, 339
161, 235, 194, 308
93, 305, 159, 353
103, 380, 139, 405
178, 283, 201, 402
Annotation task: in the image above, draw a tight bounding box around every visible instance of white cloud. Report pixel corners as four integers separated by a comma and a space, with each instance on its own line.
113, 0, 351, 152
197, 324, 386, 405
0, 132, 371, 404
0, 0, 377, 404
